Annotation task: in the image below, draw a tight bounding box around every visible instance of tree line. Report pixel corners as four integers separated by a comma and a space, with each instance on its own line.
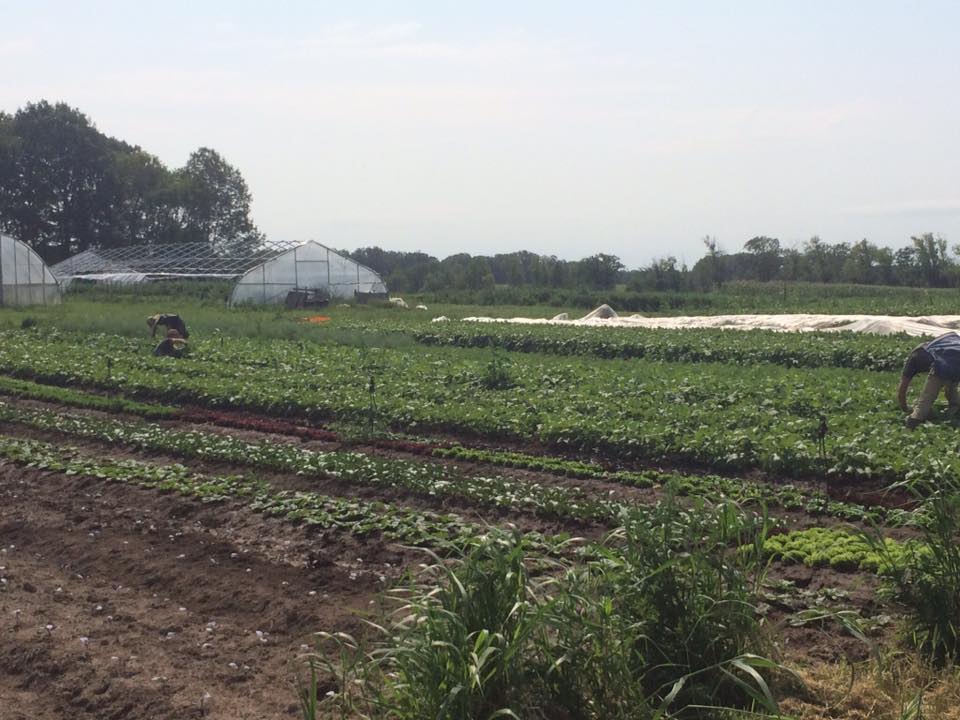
0, 101, 263, 263
347, 233, 956, 295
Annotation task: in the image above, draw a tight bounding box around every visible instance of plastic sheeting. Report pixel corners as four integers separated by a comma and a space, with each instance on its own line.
230, 241, 387, 305
453, 307, 960, 337
0, 234, 61, 306
59, 272, 148, 288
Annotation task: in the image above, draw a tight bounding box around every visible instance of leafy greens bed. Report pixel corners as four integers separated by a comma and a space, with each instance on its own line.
0, 329, 950, 487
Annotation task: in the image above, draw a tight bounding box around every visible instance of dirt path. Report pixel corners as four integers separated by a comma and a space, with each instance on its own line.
0, 460, 407, 720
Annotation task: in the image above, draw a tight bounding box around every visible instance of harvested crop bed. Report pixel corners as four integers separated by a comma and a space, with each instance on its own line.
0, 460, 404, 719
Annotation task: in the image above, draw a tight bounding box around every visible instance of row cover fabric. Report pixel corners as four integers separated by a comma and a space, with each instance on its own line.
452, 305, 960, 337
231, 241, 387, 305
0, 234, 61, 306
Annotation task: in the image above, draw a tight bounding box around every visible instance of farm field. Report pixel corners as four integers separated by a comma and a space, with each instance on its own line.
4, 297, 960, 719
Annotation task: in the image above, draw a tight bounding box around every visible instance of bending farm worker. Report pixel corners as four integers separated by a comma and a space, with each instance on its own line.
147, 313, 189, 340
897, 332, 960, 428
154, 329, 188, 358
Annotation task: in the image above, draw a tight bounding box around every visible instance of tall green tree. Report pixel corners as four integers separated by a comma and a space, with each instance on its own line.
702, 235, 724, 289
109, 148, 185, 246
178, 147, 264, 254
577, 253, 624, 289
911, 232, 949, 287
0, 101, 119, 261
743, 236, 782, 282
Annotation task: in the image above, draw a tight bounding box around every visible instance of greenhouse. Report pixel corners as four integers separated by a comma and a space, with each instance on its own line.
0, 234, 61, 306
51, 240, 387, 305
230, 241, 387, 305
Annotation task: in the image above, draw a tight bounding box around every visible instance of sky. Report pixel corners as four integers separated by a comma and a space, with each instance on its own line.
2, 1, 959, 268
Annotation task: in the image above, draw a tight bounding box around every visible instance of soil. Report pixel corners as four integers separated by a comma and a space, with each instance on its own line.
0, 461, 408, 720
0, 393, 909, 718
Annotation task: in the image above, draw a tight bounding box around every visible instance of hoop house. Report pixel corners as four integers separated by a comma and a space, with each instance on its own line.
230, 241, 386, 305
0, 234, 61, 306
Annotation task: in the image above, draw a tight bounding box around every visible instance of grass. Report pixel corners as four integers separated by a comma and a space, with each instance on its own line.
780, 654, 960, 720
870, 489, 960, 665
302, 496, 783, 720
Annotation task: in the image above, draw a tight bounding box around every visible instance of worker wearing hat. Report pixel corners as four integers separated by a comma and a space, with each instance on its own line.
898, 332, 960, 427
147, 313, 189, 340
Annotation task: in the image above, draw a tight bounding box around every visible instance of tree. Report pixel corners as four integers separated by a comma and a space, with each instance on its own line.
780, 247, 804, 282
911, 232, 950, 287
577, 253, 624, 289
178, 147, 264, 254
743, 236, 782, 282
647, 256, 683, 291
842, 239, 876, 285
894, 246, 920, 286
801, 236, 829, 282
702, 235, 724, 289
0, 101, 119, 261
464, 256, 495, 290
109, 148, 184, 246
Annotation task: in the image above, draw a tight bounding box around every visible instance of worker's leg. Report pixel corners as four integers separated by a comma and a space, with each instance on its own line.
945, 382, 960, 417
910, 373, 945, 424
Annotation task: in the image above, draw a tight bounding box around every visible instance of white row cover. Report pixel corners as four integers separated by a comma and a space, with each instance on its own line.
0, 234, 61, 306
230, 241, 386, 305
454, 306, 960, 337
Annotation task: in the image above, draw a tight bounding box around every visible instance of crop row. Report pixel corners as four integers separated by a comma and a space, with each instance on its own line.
412, 322, 910, 371
0, 400, 628, 524
0, 368, 904, 525
0, 329, 950, 486
0, 430, 787, 570
0, 393, 906, 527
0, 374, 177, 417
434, 446, 910, 526
0, 433, 509, 552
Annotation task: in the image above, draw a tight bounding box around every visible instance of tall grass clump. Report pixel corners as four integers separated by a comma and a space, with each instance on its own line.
541, 497, 777, 717
300, 494, 783, 719
301, 531, 549, 719
873, 487, 960, 665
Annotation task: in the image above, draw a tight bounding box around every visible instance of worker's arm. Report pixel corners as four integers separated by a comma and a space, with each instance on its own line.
897, 376, 912, 413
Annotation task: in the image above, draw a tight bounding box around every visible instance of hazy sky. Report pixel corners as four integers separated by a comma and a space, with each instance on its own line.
2, 1, 959, 268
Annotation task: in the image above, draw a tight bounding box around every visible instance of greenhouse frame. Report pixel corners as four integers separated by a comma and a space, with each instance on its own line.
0, 234, 61, 306
51, 240, 387, 305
